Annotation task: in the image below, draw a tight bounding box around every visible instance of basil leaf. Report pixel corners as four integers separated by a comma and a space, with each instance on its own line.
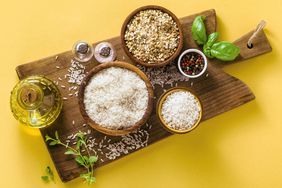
206, 32, 219, 47
203, 32, 219, 58
211, 41, 240, 61
203, 45, 213, 58
192, 16, 207, 45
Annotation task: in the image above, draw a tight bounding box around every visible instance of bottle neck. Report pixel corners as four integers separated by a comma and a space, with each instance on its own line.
17, 83, 43, 110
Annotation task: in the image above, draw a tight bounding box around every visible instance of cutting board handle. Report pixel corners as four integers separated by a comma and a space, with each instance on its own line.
212, 28, 272, 68
234, 28, 272, 61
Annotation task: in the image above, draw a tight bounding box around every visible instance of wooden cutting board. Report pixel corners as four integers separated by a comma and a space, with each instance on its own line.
15, 9, 271, 182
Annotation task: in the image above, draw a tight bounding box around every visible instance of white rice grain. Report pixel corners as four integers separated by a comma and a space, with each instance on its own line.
161, 91, 201, 130
84, 67, 148, 130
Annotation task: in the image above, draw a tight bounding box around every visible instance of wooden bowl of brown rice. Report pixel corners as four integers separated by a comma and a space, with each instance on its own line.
157, 87, 203, 134
121, 5, 183, 67
78, 61, 154, 136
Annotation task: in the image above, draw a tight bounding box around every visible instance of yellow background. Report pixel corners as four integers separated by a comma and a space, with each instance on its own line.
0, 0, 282, 187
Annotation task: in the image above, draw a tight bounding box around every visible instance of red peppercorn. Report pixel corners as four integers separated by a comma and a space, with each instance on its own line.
180, 52, 204, 76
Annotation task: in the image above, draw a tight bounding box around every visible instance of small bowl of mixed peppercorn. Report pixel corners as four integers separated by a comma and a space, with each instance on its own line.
178, 49, 208, 78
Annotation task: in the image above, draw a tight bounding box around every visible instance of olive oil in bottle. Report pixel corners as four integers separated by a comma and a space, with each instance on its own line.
10, 76, 63, 128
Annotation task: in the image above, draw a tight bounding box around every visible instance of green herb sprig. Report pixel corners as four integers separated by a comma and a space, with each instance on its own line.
45, 131, 98, 185
41, 166, 55, 183
192, 16, 240, 61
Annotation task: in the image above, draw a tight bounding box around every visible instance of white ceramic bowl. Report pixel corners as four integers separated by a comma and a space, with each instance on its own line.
177, 49, 208, 78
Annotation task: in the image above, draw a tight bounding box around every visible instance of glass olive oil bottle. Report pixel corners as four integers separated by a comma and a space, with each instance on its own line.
10, 76, 62, 128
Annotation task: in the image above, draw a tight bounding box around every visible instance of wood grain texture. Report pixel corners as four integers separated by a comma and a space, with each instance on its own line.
15, 9, 271, 182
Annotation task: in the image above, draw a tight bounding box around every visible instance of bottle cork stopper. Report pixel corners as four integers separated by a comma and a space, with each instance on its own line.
20, 86, 38, 106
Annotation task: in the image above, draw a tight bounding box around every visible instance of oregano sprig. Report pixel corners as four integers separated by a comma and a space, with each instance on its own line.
41, 166, 55, 183
45, 131, 98, 185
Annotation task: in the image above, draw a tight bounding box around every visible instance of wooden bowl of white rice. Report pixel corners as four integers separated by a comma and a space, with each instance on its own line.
78, 61, 154, 136
157, 87, 203, 134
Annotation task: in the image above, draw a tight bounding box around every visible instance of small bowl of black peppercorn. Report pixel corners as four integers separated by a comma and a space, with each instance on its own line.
177, 49, 208, 78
